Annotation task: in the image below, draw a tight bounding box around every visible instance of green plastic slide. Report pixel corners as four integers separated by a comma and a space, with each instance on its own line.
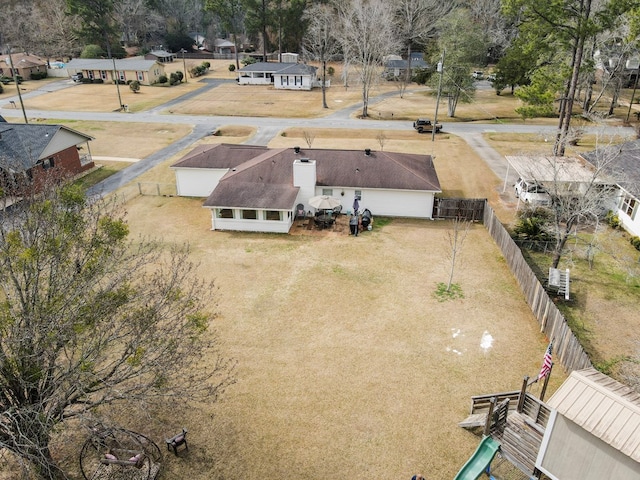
453, 436, 501, 480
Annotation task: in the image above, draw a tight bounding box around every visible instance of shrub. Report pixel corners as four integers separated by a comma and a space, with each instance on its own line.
327, 66, 335, 76
93, 78, 104, 84
229, 64, 236, 72
80, 78, 93, 84
202, 61, 210, 69
0, 83, 3, 94
169, 73, 179, 85
30, 71, 48, 80
242, 56, 257, 66
159, 75, 168, 84
175, 71, 184, 82
605, 210, 621, 229
513, 206, 553, 242
630, 236, 640, 251
129, 80, 141, 93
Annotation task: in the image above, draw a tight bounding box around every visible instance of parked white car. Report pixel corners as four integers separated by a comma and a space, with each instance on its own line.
514, 178, 551, 205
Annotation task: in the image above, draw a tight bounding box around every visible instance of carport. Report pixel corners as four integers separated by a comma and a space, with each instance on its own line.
503, 155, 605, 207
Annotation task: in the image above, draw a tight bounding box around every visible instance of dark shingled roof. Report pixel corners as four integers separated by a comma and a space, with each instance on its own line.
582, 139, 640, 198
175, 144, 441, 210
0, 123, 63, 171
238, 62, 316, 75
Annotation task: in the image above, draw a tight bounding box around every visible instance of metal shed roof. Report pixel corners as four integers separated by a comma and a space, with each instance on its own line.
505, 156, 606, 183
546, 368, 640, 463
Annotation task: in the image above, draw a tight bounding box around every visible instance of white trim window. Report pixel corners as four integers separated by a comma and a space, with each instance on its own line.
217, 208, 233, 218
322, 188, 333, 196
620, 193, 638, 219
100, 70, 107, 80
137, 71, 144, 81
242, 209, 257, 220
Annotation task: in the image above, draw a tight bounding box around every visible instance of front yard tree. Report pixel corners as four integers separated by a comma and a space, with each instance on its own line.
206, 0, 245, 70
0, 183, 235, 479
503, 0, 636, 156
66, 0, 119, 58
303, 3, 340, 109
394, 0, 454, 98
335, 0, 399, 117
433, 8, 487, 117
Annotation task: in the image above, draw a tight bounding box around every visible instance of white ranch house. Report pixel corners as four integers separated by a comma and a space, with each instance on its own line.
237, 62, 318, 90
65, 58, 166, 86
171, 144, 441, 233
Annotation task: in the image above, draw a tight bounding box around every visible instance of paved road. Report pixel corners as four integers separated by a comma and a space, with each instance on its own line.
1, 79, 635, 196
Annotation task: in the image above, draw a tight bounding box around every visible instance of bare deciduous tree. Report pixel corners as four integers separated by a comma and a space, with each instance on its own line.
376, 131, 387, 151
394, 0, 453, 98
0, 182, 235, 479
302, 130, 315, 148
335, 0, 400, 117
445, 216, 471, 292
303, 3, 340, 109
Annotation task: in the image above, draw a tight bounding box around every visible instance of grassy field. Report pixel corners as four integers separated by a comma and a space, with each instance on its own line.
2, 63, 638, 479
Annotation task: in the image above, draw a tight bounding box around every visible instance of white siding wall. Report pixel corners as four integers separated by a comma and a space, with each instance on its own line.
238, 74, 272, 85
209, 209, 293, 233
274, 74, 313, 90
618, 208, 640, 236
327, 188, 435, 218
537, 413, 640, 480
174, 168, 227, 197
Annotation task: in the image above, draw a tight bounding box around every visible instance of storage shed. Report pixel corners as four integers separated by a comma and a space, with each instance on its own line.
535, 368, 640, 480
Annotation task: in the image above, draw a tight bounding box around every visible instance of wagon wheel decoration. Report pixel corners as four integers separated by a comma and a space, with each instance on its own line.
79, 424, 162, 480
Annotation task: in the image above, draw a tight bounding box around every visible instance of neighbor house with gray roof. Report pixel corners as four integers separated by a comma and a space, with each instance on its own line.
171, 144, 441, 233
581, 139, 640, 236
237, 62, 318, 90
65, 58, 166, 85
0, 123, 94, 195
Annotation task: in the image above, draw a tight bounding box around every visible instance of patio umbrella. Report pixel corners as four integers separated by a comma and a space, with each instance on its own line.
353, 196, 360, 213
308, 195, 341, 210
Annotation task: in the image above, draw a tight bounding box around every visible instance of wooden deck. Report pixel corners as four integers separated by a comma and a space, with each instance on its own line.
459, 386, 551, 477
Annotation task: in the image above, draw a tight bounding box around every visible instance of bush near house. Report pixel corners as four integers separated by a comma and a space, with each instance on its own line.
158, 74, 168, 84
129, 80, 141, 93
189, 61, 210, 78
631, 236, 640, 251
229, 64, 236, 72
30, 71, 48, 80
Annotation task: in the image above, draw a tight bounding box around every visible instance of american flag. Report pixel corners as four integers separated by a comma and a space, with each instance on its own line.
538, 342, 553, 380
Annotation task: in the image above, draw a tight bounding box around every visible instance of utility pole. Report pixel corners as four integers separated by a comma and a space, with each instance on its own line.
181, 49, 188, 83
112, 57, 123, 111
432, 49, 445, 142
8, 47, 28, 124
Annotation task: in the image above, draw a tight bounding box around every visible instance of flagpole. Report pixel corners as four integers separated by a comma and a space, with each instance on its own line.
540, 362, 553, 401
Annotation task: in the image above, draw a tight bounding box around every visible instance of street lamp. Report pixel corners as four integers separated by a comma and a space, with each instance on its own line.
180, 49, 188, 83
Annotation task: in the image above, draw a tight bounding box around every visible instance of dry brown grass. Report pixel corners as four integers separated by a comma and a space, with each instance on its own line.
113, 195, 563, 480
2, 66, 632, 478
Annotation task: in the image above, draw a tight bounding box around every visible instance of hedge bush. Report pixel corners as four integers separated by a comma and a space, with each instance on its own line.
630, 236, 640, 251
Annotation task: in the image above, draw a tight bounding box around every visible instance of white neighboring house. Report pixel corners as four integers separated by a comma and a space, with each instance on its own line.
171, 144, 442, 234
237, 62, 318, 90
582, 140, 640, 236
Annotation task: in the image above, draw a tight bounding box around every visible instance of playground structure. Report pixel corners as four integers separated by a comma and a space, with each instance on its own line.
79, 424, 163, 480
453, 436, 501, 480
456, 375, 552, 478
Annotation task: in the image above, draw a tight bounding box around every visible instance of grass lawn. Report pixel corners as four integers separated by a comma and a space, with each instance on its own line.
98, 195, 561, 480
2, 65, 638, 478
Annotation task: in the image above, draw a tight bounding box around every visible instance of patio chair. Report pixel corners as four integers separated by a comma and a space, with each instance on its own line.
295, 204, 306, 220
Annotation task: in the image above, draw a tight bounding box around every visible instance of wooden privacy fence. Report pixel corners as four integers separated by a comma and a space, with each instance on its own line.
482, 201, 592, 373
432, 197, 485, 221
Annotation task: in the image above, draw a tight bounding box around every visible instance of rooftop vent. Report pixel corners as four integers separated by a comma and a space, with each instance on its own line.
365, 148, 371, 156
294, 146, 300, 154
300, 158, 310, 163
